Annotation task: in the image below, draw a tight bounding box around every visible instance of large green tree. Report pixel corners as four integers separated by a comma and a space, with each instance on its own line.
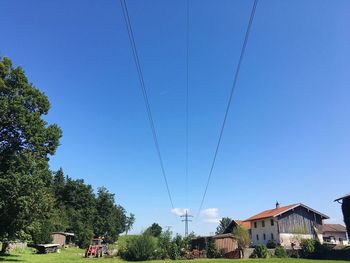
215, 217, 232, 234
62, 177, 96, 247
0, 56, 62, 243
93, 187, 126, 243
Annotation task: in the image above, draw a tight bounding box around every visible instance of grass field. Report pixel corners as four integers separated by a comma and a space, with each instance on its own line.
0, 248, 349, 263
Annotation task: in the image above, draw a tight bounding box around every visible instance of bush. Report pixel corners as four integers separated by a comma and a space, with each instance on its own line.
266, 239, 277, 249
275, 245, 288, 258
169, 242, 180, 260
157, 231, 171, 259
250, 244, 268, 258
119, 234, 157, 261
206, 238, 218, 258
311, 242, 331, 259
300, 239, 315, 258
232, 225, 250, 248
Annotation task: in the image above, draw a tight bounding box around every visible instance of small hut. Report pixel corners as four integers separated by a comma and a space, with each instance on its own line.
51, 232, 75, 247
191, 234, 238, 257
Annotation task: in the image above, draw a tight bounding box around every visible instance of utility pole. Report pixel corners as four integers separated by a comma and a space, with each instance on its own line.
181, 210, 193, 237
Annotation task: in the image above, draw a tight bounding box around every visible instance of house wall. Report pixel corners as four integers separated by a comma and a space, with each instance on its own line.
279, 233, 314, 248
250, 217, 279, 246
323, 231, 348, 245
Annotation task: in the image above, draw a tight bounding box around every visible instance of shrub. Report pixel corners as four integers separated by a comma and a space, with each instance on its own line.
300, 239, 315, 258
250, 244, 268, 258
169, 242, 180, 260
157, 230, 172, 259
266, 239, 277, 249
232, 225, 250, 248
312, 242, 331, 259
119, 234, 157, 261
275, 245, 288, 258
206, 238, 218, 258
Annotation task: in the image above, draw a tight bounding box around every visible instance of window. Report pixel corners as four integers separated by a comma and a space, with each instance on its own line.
256, 234, 259, 240
254, 222, 257, 228
262, 220, 265, 227
271, 233, 274, 240
263, 233, 266, 240
271, 219, 274, 226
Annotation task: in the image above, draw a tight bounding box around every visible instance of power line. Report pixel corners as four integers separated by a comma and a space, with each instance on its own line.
196, 0, 259, 217
120, 0, 175, 209
185, 0, 190, 209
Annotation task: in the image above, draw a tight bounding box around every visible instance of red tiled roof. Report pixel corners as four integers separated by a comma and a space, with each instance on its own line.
245, 204, 298, 221
323, 224, 347, 233
244, 203, 329, 221
236, 220, 251, 230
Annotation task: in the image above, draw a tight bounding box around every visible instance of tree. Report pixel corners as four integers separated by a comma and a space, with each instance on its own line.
342, 197, 350, 239
216, 217, 232, 234
0, 56, 62, 243
93, 187, 126, 243
125, 213, 135, 235
232, 225, 250, 249
62, 177, 96, 247
52, 168, 65, 202
145, 223, 162, 237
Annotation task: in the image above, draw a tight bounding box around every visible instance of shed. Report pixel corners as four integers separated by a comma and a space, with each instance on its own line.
51, 232, 75, 247
213, 233, 238, 253
191, 233, 238, 254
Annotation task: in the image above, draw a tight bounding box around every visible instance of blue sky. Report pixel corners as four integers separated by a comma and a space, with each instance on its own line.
1, 0, 349, 236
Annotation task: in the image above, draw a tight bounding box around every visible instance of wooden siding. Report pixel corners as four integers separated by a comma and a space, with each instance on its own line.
277, 206, 323, 234
52, 233, 66, 246
215, 237, 237, 253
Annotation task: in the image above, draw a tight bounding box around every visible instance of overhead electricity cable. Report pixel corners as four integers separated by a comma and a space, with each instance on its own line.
196, 0, 259, 217
120, 0, 175, 209
185, 0, 190, 209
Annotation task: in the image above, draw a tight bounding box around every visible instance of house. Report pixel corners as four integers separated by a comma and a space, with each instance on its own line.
243, 202, 329, 248
322, 224, 348, 245
51, 232, 75, 247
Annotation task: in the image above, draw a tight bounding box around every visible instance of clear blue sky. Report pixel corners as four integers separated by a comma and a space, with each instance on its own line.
1, 0, 349, 236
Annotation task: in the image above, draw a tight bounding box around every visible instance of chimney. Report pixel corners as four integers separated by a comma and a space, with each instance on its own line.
276, 201, 280, 209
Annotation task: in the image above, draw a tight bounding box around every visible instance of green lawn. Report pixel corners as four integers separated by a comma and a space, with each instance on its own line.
0, 248, 348, 263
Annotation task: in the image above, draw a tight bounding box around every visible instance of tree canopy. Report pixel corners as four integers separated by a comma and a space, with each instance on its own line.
0, 56, 61, 242
215, 217, 232, 234
0, 56, 132, 248
145, 223, 162, 237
